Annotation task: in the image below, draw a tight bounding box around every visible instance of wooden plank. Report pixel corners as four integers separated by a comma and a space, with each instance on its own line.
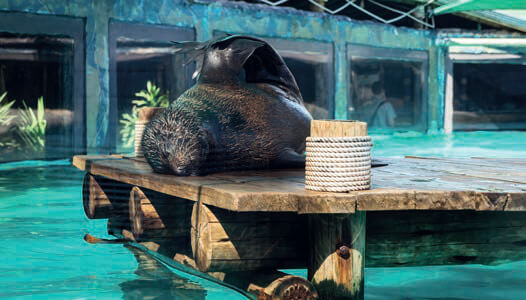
403, 156, 526, 185
72, 154, 123, 171
366, 210, 526, 267
372, 158, 526, 191
73, 155, 526, 213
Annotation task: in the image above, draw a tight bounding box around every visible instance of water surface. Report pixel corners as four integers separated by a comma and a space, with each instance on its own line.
1, 131, 526, 299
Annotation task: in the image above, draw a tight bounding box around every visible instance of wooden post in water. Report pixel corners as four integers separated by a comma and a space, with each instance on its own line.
82, 174, 132, 219
191, 202, 308, 272
129, 186, 192, 242
307, 120, 367, 300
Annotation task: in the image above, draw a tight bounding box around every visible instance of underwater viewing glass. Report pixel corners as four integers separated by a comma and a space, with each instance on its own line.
452, 62, 526, 131
0, 13, 85, 162
270, 39, 335, 119
109, 22, 195, 154
348, 45, 428, 132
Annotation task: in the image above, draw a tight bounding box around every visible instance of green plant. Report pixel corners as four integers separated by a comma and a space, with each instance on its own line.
132, 81, 169, 108
17, 96, 46, 153
119, 106, 139, 148
119, 81, 169, 148
0, 92, 15, 126
0, 92, 17, 148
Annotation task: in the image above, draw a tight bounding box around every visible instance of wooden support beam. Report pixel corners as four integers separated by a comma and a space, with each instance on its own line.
366, 210, 526, 267
129, 186, 192, 242
191, 202, 308, 272
82, 173, 131, 219
308, 212, 366, 300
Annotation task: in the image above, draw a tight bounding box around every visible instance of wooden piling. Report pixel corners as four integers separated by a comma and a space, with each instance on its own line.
191, 202, 308, 272
129, 186, 192, 241
307, 120, 367, 299
308, 213, 366, 299
82, 174, 131, 219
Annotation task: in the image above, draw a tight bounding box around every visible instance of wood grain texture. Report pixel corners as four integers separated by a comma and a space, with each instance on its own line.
308, 212, 365, 300
191, 202, 308, 272
260, 275, 318, 300
73, 155, 526, 213
310, 120, 367, 137
366, 210, 526, 267
129, 186, 192, 241
82, 174, 112, 219
82, 174, 133, 220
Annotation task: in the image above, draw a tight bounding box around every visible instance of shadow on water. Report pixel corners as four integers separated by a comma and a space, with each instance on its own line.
120, 245, 207, 300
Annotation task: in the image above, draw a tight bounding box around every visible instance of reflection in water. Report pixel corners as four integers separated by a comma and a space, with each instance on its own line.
2, 133, 526, 298
120, 246, 206, 300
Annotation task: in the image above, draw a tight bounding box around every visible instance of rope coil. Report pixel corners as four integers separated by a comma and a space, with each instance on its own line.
305, 136, 371, 192
135, 122, 148, 157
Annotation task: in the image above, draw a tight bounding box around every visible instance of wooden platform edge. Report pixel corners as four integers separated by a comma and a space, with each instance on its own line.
73, 155, 525, 213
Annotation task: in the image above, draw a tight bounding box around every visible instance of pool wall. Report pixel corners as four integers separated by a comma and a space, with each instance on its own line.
0, 0, 524, 153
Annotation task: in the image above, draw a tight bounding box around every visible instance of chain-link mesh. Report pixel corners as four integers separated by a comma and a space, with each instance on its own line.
257, 0, 436, 28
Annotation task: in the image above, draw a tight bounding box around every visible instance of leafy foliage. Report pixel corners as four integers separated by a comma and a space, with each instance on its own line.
132, 81, 169, 108
17, 96, 47, 153
120, 81, 169, 148
0, 92, 17, 148
0, 92, 15, 126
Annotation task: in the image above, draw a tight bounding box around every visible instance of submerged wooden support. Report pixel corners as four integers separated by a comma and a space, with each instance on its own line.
123, 245, 207, 300
82, 174, 132, 219
308, 212, 366, 300
247, 274, 318, 300
129, 186, 192, 242
191, 202, 308, 272
366, 210, 526, 267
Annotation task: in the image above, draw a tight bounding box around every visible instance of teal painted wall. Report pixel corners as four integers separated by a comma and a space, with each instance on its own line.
0, 0, 437, 153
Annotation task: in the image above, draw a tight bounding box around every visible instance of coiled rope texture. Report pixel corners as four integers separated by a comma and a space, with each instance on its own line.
305, 136, 372, 192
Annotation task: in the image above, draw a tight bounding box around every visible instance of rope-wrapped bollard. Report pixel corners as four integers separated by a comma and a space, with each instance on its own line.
134, 121, 148, 157
134, 107, 164, 157
305, 120, 371, 192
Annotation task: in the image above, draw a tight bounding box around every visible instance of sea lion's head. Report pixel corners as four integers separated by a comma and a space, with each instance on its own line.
141, 108, 210, 176
173, 35, 303, 103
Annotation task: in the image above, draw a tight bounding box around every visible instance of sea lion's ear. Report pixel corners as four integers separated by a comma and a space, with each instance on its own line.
225, 39, 265, 73
172, 41, 206, 66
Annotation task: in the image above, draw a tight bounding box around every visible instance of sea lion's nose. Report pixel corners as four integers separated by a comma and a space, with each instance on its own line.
175, 166, 190, 176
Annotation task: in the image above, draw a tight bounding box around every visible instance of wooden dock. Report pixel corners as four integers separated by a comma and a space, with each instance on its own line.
75, 155, 526, 300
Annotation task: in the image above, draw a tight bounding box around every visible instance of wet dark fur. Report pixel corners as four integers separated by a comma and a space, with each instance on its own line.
142, 36, 312, 176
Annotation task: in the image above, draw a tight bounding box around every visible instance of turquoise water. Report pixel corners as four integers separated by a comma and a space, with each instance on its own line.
1, 131, 525, 299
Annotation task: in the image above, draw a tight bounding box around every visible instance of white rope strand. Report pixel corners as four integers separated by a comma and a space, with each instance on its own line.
305, 135, 371, 192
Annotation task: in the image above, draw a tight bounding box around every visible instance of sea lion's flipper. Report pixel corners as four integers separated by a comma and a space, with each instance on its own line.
372, 158, 388, 168
199, 38, 265, 84
270, 149, 306, 169
243, 44, 303, 102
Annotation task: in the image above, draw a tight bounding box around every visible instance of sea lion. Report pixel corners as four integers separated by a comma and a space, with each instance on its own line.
141, 35, 312, 176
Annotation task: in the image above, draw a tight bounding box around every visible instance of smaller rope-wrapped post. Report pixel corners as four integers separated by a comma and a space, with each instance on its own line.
135, 107, 164, 157
305, 120, 371, 192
